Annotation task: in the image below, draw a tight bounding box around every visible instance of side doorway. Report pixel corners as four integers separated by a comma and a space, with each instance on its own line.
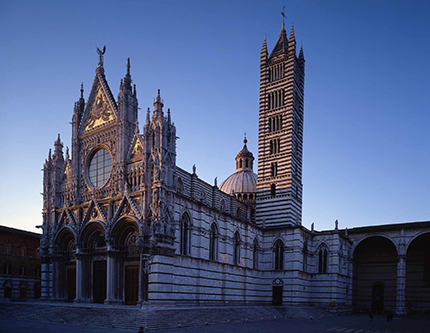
272, 278, 284, 306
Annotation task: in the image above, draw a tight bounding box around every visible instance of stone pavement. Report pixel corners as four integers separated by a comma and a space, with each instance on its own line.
0, 301, 334, 331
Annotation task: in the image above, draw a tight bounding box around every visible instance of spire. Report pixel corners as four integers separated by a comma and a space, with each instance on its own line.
288, 24, 296, 55
146, 107, 150, 124
289, 24, 295, 42
153, 89, 164, 118
268, 22, 288, 60
261, 36, 268, 64
53, 134, 64, 161
123, 57, 132, 91
299, 43, 304, 59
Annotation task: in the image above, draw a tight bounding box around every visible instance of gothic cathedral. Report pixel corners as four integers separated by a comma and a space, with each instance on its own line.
40, 24, 430, 315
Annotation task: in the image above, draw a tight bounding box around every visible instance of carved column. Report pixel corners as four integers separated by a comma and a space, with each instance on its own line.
396, 254, 407, 315
137, 235, 150, 304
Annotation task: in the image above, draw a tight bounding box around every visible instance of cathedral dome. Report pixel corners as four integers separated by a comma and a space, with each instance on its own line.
219, 136, 257, 196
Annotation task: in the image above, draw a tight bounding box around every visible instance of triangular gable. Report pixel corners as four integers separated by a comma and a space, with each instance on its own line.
83, 199, 107, 223
114, 195, 142, 221
126, 134, 144, 161
80, 70, 118, 133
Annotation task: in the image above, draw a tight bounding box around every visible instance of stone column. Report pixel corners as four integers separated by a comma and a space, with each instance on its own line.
105, 241, 116, 304
396, 254, 407, 315
74, 246, 84, 302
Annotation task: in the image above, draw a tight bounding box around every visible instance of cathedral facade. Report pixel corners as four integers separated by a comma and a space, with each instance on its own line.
40, 24, 430, 315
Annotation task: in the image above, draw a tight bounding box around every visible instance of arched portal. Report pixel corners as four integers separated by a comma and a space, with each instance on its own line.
353, 236, 397, 313
406, 232, 430, 313
111, 218, 140, 305
80, 222, 106, 303
55, 227, 76, 302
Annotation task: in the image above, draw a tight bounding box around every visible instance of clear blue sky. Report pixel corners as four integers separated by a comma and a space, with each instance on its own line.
1, 0, 429, 233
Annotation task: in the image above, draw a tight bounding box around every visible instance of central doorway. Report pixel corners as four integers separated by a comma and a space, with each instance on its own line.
372, 283, 384, 313
125, 265, 139, 305
93, 260, 107, 303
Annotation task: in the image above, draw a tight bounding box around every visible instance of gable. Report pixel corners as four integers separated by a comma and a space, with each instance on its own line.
85, 84, 115, 131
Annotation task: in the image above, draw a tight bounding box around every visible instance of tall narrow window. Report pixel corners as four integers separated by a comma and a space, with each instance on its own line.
180, 213, 191, 255
233, 232, 240, 265
318, 247, 328, 273
271, 184, 276, 197
274, 240, 284, 270
209, 223, 218, 261
303, 241, 308, 272
253, 239, 259, 269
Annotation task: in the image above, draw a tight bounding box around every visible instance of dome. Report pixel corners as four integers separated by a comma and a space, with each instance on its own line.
219, 136, 257, 195
219, 170, 257, 194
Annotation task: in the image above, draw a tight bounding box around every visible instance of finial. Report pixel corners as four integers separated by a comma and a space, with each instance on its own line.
243, 132, 247, 145
214, 177, 217, 187
311, 222, 314, 232
158, 89, 161, 97
281, 5, 287, 26
133, 84, 137, 96
96, 45, 106, 67
48, 149, 52, 161
80, 82, 84, 98
167, 108, 171, 123
345, 227, 348, 237
127, 57, 130, 75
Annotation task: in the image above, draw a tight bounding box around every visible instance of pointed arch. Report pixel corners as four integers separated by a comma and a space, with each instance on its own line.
318, 243, 328, 273
274, 239, 284, 270
233, 231, 241, 265
209, 222, 218, 261
180, 212, 191, 255
79, 221, 106, 251
253, 238, 259, 269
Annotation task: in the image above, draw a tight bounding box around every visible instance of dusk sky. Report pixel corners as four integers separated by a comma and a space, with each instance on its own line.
1, 0, 429, 233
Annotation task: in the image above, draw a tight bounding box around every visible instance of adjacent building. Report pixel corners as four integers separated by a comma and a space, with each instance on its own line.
0, 226, 41, 301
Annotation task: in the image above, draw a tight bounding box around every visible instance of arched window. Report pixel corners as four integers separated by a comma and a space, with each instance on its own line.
253, 239, 259, 269
243, 194, 248, 200
303, 241, 308, 272
274, 240, 284, 270
233, 232, 240, 265
209, 223, 218, 261
318, 247, 328, 273
239, 160, 243, 168
180, 213, 191, 255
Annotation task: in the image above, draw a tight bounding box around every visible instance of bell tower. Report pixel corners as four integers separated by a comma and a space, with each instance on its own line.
256, 23, 305, 228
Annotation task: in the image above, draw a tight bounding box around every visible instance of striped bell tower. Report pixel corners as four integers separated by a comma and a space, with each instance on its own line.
256, 23, 305, 228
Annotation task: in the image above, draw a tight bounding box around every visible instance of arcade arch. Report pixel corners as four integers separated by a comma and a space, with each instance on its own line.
352, 236, 397, 313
